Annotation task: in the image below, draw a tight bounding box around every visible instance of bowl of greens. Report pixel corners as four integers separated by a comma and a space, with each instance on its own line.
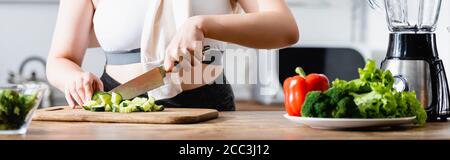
0, 84, 45, 134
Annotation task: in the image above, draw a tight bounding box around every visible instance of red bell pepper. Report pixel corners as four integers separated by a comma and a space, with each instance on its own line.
283, 67, 329, 116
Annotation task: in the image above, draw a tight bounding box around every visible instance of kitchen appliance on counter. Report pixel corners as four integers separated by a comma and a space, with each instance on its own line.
370, 0, 450, 120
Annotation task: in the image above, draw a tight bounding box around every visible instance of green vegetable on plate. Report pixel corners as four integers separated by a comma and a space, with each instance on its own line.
301, 60, 427, 126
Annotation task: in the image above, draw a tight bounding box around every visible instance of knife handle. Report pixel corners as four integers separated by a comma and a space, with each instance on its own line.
173, 45, 212, 68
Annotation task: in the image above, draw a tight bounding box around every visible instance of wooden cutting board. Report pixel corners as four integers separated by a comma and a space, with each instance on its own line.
32, 106, 219, 124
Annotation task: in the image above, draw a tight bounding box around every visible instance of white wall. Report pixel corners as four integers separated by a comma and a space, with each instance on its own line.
288, 0, 355, 43
0, 4, 57, 84
0, 3, 104, 105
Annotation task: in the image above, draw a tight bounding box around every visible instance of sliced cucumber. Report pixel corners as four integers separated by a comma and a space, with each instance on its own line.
92, 91, 112, 106
131, 105, 140, 112
153, 104, 164, 111
91, 105, 105, 112
99, 93, 112, 106
82, 105, 90, 111
140, 101, 153, 112
120, 100, 132, 108
131, 97, 147, 105
91, 91, 102, 102
119, 105, 133, 113
105, 104, 112, 112
147, 96, 156, 104
83, 100, 99, 111
111, 92, 122, 106
85, 92, 163, 113
112, 104, 119, 113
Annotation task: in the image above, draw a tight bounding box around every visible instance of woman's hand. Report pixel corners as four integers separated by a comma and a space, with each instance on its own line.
46, 0, 100, 108
64, 72, 104, 109
164, 16, 205, 72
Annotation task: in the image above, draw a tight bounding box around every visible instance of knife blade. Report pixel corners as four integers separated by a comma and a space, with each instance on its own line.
110, 45, 212, 100
110, 66, 166, 100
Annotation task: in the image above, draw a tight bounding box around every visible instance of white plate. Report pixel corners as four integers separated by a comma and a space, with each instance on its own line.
284, 114, 416, 130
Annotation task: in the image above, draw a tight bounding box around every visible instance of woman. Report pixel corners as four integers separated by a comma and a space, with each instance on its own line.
46, 0, 299, 111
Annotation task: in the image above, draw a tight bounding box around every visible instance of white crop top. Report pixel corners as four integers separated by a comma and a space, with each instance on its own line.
93, 0, 234, 52
92, 0, 234, 100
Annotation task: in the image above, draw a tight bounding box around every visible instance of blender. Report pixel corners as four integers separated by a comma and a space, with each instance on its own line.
369, 0, 450, 121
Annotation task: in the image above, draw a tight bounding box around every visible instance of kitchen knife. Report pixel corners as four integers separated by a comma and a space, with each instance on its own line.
110, 45, 212, 100
110, 66, 166, 100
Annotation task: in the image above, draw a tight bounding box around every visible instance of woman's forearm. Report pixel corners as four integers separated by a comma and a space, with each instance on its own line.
46, 57, 84, 91
197, 11, 299, 49
46, 0, 94, 92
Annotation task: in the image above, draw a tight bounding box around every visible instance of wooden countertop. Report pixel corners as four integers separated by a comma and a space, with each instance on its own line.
235, 101, 284, 111
1, 111, 450, 140
1, 101, 450, 140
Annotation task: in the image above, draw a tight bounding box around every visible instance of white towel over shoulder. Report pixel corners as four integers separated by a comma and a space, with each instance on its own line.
140, 0, 191, 100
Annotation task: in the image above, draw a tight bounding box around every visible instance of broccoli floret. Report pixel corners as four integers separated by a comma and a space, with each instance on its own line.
326, 87, 360, 118
303, 88, 361, 118
301, 91, 333, 118
331, 96, 360, 118
314, 96, 332, 118
301, 91, 322, 117
332, 98, 348, 118
325, 87, 346, 104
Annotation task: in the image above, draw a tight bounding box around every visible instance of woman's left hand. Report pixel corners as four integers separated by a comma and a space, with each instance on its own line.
164, 16, 205, 72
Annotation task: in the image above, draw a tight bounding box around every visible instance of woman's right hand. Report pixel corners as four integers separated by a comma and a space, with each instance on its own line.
64, 72, 104, 109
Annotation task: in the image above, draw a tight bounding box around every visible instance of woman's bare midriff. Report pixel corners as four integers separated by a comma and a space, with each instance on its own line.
105, 63, 223, 91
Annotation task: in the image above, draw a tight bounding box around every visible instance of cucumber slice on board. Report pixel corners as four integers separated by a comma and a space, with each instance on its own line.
90, 105, 105, 112
111, 92, 122, 106
92, 92, 112, 105
83, 100, 99, 111
147, 96, 155, 104
105, 104, 112, 112
84, 92, 163, 113
140, 101, 153, 112
154, 105, 164, 111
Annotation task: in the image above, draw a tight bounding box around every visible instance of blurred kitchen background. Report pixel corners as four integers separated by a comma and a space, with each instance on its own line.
1, 0, 450, 107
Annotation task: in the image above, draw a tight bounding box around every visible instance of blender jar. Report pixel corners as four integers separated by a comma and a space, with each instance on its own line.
369, 0, 442, 32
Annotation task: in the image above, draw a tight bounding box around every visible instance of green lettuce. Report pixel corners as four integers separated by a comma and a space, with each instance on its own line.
302, 60, 427, 125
